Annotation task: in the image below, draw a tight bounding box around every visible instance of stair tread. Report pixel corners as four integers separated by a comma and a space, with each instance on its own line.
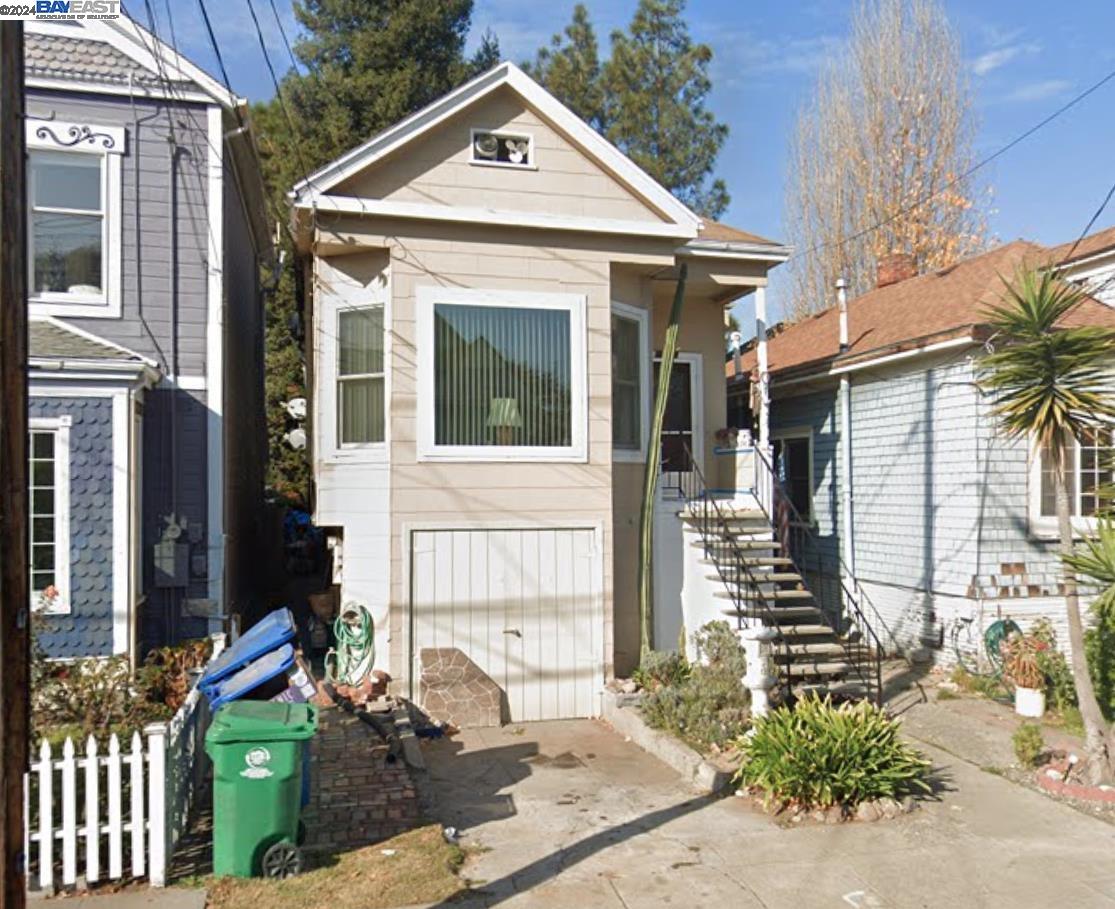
785, 661, 853, 677
707, 572, 802, 583
714, 589, 813, 601
720, 606, 822, 621
775, 624, 841, 637
781, 642, 850, 656
690, 540, 781, 550
698, 557, 794, 567
796, 680, 869, 697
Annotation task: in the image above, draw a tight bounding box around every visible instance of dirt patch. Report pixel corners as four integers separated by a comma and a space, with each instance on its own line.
204, 825, 468, 909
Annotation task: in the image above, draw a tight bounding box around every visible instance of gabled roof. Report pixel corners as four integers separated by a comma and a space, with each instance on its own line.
24, 18, 240, 108
30, 318, 158, 371
291, 61, 701, 235
732, 233, 1115, 381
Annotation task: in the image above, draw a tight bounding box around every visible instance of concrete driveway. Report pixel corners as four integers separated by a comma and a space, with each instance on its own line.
421, 719, 1115, 909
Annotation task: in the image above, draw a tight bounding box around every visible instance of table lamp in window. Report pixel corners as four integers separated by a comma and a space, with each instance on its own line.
488, 397, 522, 446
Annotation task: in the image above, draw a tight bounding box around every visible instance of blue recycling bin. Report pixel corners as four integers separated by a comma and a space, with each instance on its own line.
208, 643, 312, 807
200, 607, 296, 700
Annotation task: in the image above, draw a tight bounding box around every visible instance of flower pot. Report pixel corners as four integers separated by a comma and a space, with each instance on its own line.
1015, 685, 1045, 718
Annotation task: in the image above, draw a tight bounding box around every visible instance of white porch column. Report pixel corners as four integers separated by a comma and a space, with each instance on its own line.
754, 286, 770, 450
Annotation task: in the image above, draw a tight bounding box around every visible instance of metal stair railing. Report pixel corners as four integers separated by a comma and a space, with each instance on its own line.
751, 444, 885, 705
660, 445, 793, 699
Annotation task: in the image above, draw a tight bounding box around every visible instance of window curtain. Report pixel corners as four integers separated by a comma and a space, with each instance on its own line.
611, 314, 641, 450
434, 303, 571, 447
338, 307, 384, 444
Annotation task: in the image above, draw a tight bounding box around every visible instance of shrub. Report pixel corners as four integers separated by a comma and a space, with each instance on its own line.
1030, 618, 1077, 713
632, 650, 689, 692
734, 695, 931, 808
1085, 602, 1115, 722
640, 622, 750, 750
1012, 722, 1045, 768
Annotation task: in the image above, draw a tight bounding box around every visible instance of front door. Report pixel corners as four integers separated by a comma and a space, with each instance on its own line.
654, 353, 704, 491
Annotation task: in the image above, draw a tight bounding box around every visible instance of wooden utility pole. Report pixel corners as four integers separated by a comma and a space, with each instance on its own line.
0, 20, 29, 909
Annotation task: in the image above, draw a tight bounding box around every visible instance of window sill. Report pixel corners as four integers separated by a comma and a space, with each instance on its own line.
417, 447, 587, 464
1028, 518, 1099, 542
30, 297, 119, 319
323, 445, 388, 466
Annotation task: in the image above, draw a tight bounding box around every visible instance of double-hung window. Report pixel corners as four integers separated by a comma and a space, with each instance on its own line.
337, 306, 385, 445
29, 417, 71, 615
1032, 428, 1115, 533
26, 119, 123, 316
417, 288, 587, 461
611, 302, 650, 461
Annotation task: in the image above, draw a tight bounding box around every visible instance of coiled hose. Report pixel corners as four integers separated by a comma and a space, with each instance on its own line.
324, 603, 375, 687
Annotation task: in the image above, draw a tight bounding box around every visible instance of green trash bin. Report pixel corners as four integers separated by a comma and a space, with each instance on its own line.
204, 700, 318, 878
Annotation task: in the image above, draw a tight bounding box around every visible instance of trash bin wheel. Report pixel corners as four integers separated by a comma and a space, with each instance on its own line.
262, 841, 304, 879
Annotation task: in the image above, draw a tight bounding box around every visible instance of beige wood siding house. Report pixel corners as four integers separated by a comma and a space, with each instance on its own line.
292, 63, 787, 721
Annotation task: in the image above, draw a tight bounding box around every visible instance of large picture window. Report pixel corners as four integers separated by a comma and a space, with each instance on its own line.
29, 418, 70, 614
337, 306, 385, 445
418, 288, 586, 461
611, 303, 649, 459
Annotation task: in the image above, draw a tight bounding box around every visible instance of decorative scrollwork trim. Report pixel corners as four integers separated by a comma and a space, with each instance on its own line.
26, 119, 126, 155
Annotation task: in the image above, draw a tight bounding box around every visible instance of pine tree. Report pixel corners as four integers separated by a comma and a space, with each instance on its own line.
523, 4, 605, 131
603, 0, 729, 218
253, 0, 498, 503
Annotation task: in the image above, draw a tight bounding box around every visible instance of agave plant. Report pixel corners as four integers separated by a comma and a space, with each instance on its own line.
979, 267, 1115, 783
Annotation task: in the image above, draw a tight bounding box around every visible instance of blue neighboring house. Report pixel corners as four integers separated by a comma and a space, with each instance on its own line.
729, 228, 1115, 663
24, 17, 273, 660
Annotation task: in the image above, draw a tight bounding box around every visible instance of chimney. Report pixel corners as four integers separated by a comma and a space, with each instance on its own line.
876, 252, 917, 288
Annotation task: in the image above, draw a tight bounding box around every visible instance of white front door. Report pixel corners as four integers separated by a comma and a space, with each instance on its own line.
410, 527, 603, 722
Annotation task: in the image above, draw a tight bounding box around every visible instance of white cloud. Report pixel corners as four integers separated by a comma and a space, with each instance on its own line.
971, 41, 1040, 76
1004, 79, 1072, 103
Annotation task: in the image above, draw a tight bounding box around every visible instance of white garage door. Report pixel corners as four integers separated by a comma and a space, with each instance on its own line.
411, 528, 603, 722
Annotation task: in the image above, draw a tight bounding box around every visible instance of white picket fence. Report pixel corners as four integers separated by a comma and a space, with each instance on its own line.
25, 634, 226, 892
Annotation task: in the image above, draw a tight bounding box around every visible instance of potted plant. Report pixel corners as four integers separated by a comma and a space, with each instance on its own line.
1002, 633, 1046, 718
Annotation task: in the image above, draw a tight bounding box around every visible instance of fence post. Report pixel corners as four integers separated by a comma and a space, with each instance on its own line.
145, 723, 168, 887
84, 736, 99, 885
37, 740, 52, 893
128, 732, 145, 880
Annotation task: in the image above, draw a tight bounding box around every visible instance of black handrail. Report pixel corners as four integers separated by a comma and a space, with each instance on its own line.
751, 445, 885, 706
662, 445, 793, 701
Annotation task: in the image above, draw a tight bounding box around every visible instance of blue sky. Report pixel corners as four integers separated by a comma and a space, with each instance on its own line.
160, 0, 1115, 316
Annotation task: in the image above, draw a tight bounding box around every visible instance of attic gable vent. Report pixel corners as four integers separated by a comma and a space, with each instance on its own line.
470, 129, 534, 168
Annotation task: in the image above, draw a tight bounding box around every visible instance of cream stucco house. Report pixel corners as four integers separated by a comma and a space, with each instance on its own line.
290, 62, 788, 722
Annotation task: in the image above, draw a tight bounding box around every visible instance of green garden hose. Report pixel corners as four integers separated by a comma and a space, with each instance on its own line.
324, 603, 376, 687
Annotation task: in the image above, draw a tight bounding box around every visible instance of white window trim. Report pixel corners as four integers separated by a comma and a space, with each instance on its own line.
1027, 435, 1110, 539
318, 266, 390, 463
468, 127, 537, 170
26, 119, 124, 319
416, 286, 587, 463
611, 301, 651, 463
29, 416, 71, 616
772, 425, 815, 526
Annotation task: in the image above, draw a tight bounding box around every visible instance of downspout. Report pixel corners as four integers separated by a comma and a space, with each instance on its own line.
837, 277, 856, 590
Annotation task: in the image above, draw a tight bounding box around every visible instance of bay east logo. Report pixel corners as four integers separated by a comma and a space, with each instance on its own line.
240, 746, 274, 780
33, 0, 120, 18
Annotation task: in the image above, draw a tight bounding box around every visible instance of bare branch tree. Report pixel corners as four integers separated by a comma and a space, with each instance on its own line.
786, 0, 989, 320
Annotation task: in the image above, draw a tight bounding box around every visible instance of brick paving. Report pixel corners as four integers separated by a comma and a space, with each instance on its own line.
169, 703, 420, 881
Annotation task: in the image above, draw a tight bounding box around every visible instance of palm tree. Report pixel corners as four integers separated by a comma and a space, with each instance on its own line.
980, 268, 1115, 783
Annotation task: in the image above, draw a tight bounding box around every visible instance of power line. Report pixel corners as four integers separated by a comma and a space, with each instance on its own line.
1057, 178, 1115, 267
267, 0, 300, 76
244, 0, 316, 191
794, 63, 1115, 262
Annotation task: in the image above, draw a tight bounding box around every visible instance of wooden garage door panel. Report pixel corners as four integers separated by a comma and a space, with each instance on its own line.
411, 528, 601, 722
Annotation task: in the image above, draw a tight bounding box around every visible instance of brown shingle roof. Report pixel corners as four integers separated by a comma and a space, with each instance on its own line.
1046, 225, 1115, 267
698, 219, 780, 246
731, 236, 1115, 380
24, 32, 189, 89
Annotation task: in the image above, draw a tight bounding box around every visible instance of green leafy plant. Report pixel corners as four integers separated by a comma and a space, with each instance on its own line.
1012, 722, 1045, 768
1030, 618, 1077, 713
734, 695, 931, 808
632, 650, 689, 691
949, 667, 1008, 700
640, 621, 749, 750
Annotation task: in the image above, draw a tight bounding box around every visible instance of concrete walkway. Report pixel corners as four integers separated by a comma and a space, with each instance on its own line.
422, 719, 1115, 908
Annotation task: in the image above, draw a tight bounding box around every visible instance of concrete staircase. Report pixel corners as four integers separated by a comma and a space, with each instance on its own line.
681, 500, 872, 701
